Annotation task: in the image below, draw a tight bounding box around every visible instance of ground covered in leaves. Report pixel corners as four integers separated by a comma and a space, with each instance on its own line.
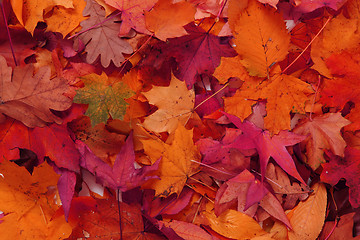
1, 0, 360, 239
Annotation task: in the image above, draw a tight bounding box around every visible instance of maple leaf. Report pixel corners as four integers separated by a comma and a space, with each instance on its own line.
0, 161, 72, 239
104, 0, 157, 36
77, 131, 159, 191
223, 112, 306, 184
73, 0, 133, 68
73, 72, 134, 126
68, 198, 162, 240
142, 74, 195, 133
166, 23, 237, 89
141, 124, 201, 197
230, 0, 290, 77
10, 0, 73, 34
293, 113, 350, 170
145, 0, 196, 41
225, 66, 313, 133
0, 119, 80, 172
0, 55, 72, 128
321, 147, 360, 208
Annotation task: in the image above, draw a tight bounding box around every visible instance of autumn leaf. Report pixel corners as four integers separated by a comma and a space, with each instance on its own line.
73, 72, 134, 126
73, 0, 133, 68
230, 0, 290, 77
223, 112, 306, 184
0, 119, 80, 172
286, 183, 327, 240
104, 0, 157, 36
145, 0, 195, 41
10, 0, 73, 34
166, 23, 237, 89
44, 0, 87, 37
319, 213, 360, 240
0, 55, 72, 128
76, 132, 159, 192
141, 124, 201, 197
293, 113, 350, 170
142, 74, 195, 133
0, 160, 72, 239
321, 147, 360, 208
160, 220, 215, 240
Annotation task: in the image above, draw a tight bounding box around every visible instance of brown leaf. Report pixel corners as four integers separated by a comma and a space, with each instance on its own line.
0, 55, 72, 127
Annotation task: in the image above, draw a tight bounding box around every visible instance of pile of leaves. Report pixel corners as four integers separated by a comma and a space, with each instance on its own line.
1, 0, 360, 239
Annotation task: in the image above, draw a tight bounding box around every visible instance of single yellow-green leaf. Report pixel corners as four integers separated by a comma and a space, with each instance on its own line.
230, 0, 290, 77
73, 72, 134, 126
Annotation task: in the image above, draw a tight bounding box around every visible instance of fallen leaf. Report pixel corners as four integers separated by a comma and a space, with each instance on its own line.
73, 72, 134, 126
141, 124, 201, 197
0, 55, 72, 128
230, 0, 290, 77
321, 147, 360, 208
104, 0, 157, 35
167, 23, 237, 89
161, 220, 216, 240
145, 0, 196, 41
318, 213, 360, 240
287, 183, 327, 240
10, 0, 73, 34
45, 0, 87, 37
73, 0, 133, 67
76, 132, 159, 192
142, 74, 195, 133
223, 112, 306, 184
0, 160, 72, 239
293, 113, 350, 170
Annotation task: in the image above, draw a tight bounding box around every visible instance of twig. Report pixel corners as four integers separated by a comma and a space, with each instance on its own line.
1, 2, 17, 66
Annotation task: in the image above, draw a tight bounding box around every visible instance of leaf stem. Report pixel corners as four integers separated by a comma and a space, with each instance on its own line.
117, 189, 123, 240
193, 82, 229, 111
309, 75, 321, 121
68, 11, 122, 40
1, 2, 18, 66
281, 17, 332, 74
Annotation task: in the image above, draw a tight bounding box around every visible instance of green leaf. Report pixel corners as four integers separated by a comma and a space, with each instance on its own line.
73, 72, 133, 126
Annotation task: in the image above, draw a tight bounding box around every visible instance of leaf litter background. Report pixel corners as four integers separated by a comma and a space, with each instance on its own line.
1, 0, 360, 239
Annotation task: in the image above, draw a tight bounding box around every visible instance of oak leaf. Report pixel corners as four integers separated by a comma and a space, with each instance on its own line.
0, 161, 72, 239
223, 112, 306, 184
141, 124, 201, 197
142, 74, 195, 133
145, 0, 196, 41
10, 0, 73, 34
230, 0, 290, 77
0, 55, 72, 128
74, 0, 133, 67
104, 0, 157, 35
293, 113, 350, 170
73, 72, 134, 126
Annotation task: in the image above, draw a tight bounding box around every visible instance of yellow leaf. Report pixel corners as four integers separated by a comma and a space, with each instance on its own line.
204, 209, 266, 239
142, 74, 195, 133
141, 124, 201, 197
45, 0, 87, 37
287, 183, 327, 240
230, 0, 290, 77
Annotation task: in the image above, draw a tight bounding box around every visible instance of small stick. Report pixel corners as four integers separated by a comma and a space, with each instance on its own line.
1, 2, 17, 66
